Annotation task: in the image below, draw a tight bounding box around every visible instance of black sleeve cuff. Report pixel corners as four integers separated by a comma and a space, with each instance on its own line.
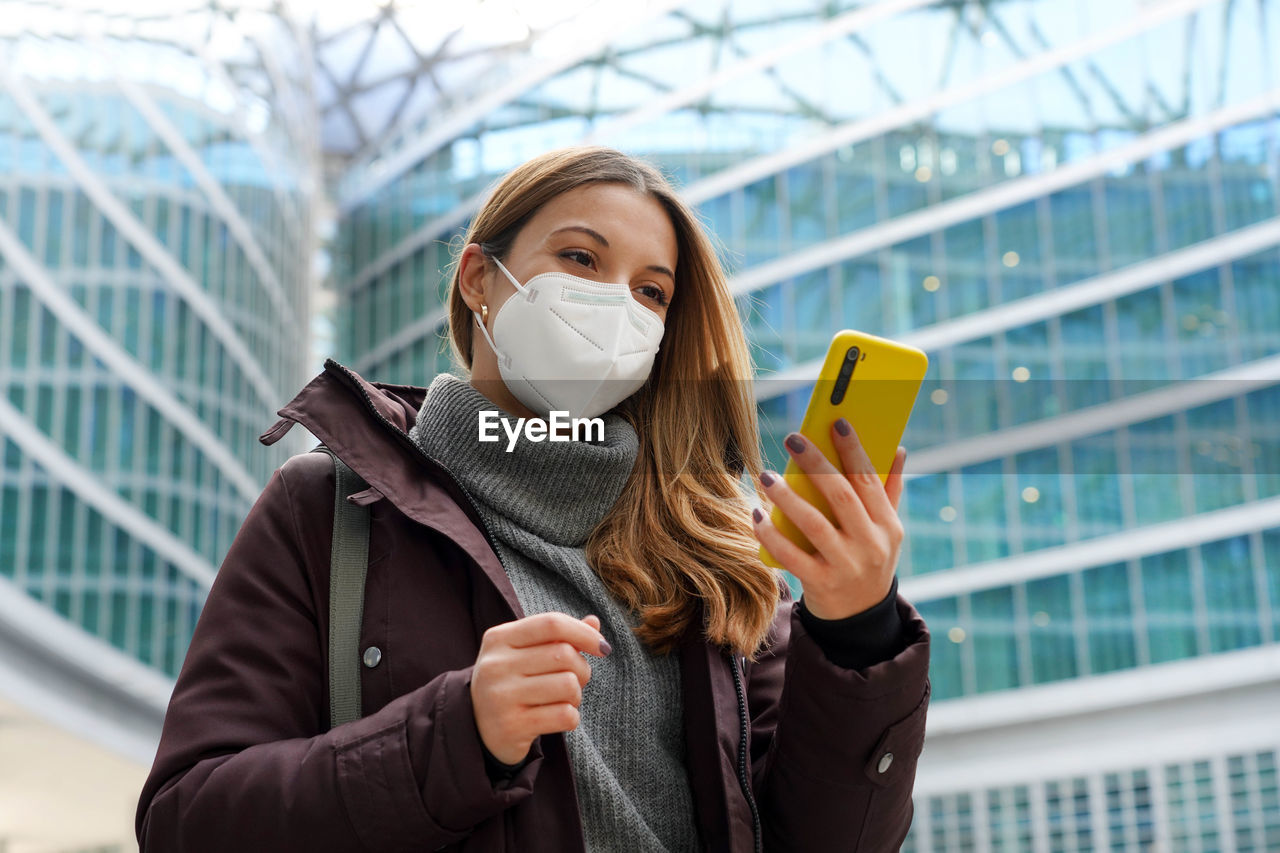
797, 575, 906, 671
481, 740, 531, 783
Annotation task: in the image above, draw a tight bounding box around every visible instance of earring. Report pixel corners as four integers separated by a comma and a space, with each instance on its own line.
481, 303, 489, 323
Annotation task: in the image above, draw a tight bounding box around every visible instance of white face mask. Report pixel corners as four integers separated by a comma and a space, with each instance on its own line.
472, 256, 666, 419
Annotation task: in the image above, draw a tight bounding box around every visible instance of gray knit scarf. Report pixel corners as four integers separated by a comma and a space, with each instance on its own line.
407, 373, 699, 853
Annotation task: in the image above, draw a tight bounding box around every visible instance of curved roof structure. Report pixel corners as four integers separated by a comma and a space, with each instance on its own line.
1, 0, 668, 167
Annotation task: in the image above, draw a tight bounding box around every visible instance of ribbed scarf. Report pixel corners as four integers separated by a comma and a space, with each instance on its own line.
407, 373, 699, 853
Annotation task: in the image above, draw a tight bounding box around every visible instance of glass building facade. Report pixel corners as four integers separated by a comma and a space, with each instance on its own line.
0, 15, 315, 685
331, 0, 1280, 849
2, 0, 1279, 849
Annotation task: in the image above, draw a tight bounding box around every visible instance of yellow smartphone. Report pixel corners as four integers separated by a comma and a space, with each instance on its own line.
759, 330, 928, 569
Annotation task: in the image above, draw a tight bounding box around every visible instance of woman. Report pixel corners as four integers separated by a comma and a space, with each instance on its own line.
135, 146, 930, 852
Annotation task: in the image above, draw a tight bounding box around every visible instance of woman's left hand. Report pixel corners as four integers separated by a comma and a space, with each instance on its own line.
751, 418, 907, 620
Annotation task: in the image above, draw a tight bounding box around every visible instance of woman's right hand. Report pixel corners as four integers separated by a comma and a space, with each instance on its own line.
469, 611, 612, 766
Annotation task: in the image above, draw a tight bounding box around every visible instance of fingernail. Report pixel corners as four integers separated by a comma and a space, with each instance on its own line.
752, 507, 764, 524
759, 470, 776, 487
834, 418, 852, 437
785, 434, 805, 454
599, 638, 613, 656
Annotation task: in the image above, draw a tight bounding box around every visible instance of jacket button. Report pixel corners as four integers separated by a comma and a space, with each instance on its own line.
362, 646, 382, 668
877, 752, 894, 773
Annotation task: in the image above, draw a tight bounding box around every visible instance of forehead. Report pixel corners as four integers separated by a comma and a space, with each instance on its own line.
523, 182, 678, 264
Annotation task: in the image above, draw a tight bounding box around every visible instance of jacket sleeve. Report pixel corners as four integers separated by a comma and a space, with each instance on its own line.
747, 578, 931, 852
135, 454, 541, 853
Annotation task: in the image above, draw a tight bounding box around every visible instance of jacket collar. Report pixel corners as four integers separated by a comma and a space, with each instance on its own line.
259, 358, 525, 621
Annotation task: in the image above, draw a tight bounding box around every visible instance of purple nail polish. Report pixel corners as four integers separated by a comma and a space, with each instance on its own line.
599, 638, 613, 656
752, 507, 764, 524
785, 434, 805, 454
759, 470, 776, 487
834, 418, 852, 437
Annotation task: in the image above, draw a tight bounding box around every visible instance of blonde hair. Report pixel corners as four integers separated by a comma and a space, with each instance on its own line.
446, 146, 779, 657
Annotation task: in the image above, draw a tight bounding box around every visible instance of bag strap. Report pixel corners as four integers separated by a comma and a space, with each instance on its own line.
312, 445, 371, 730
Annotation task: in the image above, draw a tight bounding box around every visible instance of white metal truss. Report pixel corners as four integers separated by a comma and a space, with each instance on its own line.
900, 494, 1280, 604
0, 393, 219, 590
0, 66, 286, 410
584, 0, 937, 145
334, 0, 686, 210
341, 0, 1245, 303
682, 0, 1226, 206
0, 216, 264, 503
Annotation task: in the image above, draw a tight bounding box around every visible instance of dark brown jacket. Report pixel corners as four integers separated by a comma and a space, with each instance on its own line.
135, 358, 931, 852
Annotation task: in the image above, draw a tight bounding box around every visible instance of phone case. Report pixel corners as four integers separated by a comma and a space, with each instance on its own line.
759, 330, 928, 570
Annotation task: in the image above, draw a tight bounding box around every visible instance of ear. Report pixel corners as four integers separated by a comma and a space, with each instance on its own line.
456, 243, 490, 314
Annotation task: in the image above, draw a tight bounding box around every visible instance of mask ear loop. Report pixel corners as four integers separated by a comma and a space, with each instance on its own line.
472, 254, 524, 368
490, 256, 529, 294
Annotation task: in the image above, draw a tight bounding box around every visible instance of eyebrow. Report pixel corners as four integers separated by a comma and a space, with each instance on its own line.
550, 225, 675, 281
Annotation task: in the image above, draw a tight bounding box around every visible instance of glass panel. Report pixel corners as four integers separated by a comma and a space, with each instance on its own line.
1201, 535, 1261, 653
1072, 432, 1125, 538
1141, 548, 1199, 664
1247, 386, 1280, 499
902, 472, 954, 576
970, 586, 1018, 693
1026, 574, 1077, 684
1114, 287, 1170, 383
1232, 251, 1280, 362
1005, 322, 1057, 425
1186, 398, 1246, 513
1059, 304, 1110, 410
1172, 268, 1231, 378
917, 598, 962, 700
1265, 529, 1280, 643
1083, 562, 1137, 674
961, 459, 1007, 563
1128, 416, 1184, 526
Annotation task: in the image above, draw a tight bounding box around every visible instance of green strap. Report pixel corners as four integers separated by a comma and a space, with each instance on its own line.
313, 445, 371, 730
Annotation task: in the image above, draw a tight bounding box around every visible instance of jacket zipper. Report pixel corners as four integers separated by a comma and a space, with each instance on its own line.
323, 359, 509, 574
730, 653, 763, 853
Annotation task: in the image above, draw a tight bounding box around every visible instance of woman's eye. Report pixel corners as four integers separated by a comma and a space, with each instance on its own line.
561, 249, 594, 268
637, 284, 669, 307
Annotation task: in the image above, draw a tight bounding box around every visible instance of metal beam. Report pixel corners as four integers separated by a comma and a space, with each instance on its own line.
902, 351, 1280, 477
0, 215, 263, 504
728, 84, 1279, 302
337, 0, 688, 213
352, 305, 448, 375
917, 644, 1280, 795
0, 572, 169, 767
900, 494, 1280, 603
0, 394, 219, 590
757, 216, 1280, 398
0, 67, 285, 411
682, 0, 1224, 207
112, 72, 300, 339
584, 0, 935, 144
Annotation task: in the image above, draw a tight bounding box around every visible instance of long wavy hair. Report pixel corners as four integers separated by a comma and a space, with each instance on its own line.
446, 146, 780, 657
